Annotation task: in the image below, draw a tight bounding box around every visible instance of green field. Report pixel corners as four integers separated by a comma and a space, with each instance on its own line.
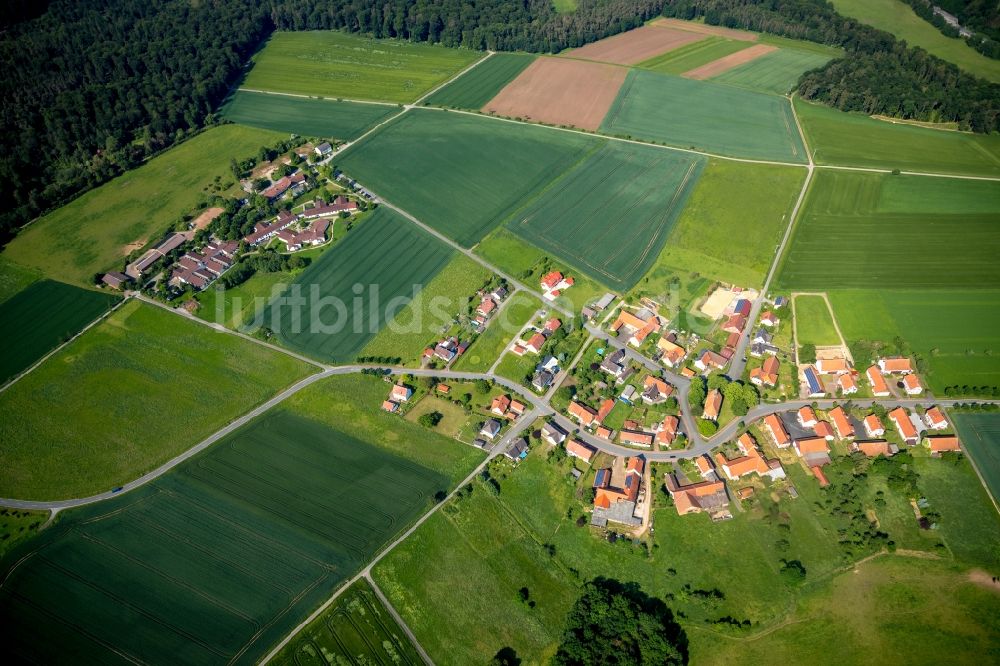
0, 258, 40, 304
638, 37, 752, 75
221, 90, 396, 139
508, 141, 705, 289
829, 0, 1000, 83
711, 48, 833, 95
194, 269, 294, 331
636, 159, 806, 293
952, 413, 1000, 507
0, 300, 313, 500
600, 69, 807, 162
553, 0, 577, 12
425, 53, 536, 109
3, 125, 283, 286
272, 579, 424, 665
0, 509, 45, 561
265, 207, 453, 363
243, 31, 481, 102
794, 295, 840, 346
338, 109, 599, 246
0, 280, 120, 383
0, 407, 455, 664
829, 289, 1000, 393
453, 293, 542, 372
776, 171, 1000, 289
361, 253, 492, 364
795, 98, 1000, 177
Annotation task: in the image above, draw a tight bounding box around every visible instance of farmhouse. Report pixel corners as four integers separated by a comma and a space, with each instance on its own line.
853, 440, 897, 457
261, 171, 306, 200
816, 358, 850, 375
612, 310, 661, 347
126, 231, 189, 278
276, 218, 330, 251
902, 373, 923, 395
715, 433, 785, 481
657, 336, 686, 367
655, 415, 680, 447
760, 310, 780, 327
569, 400, 599, 427
924, 406, 948, 430
101, 271, 131, 289
838, 373, 858, 395
702, 389, 722, 422
889, 407, 919, 445
763, 413, 791, 448
591, 457, 645, 527
864, 414, 885, 438
664, 474, 730, 519
540, 271, 574, 300
879, 357, 914, 374
169, 240, 240, 291
750, 356, 779, 387
300, 196, 359, 219
619, 429, 654, 448
566, 438, 597, 463
924, 435, 961, 455
867, 366, 891, 397
830, 406, 854, 439
245, 210, 298, 246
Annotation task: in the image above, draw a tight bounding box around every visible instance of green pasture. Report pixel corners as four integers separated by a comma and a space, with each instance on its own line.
829, 0, 1000, 82
454, 293, 543, 372
222, 90, 396, 139
600, 70, 807, 162
3, 125, 283, 286
338, 109, 599, 247
794, 295, 840, 346
425, 53, 536, 109
553, 0, 578, 12
829, 289, 1000, 393
0, 280, 120, 383
0, 300, 313, 500
194, 269, 294, 331
952, 413, 1000, 507
265, 207, 454, 363
361, 253, 492, 364
0, 509, 45, 560
636, 159, 805, 293
776, 171, 1000, 289
242, 31, 481, 102
638, 37, 752, 75
508, 141, 705, 290
0, 408, 451, 664
795, 98, 1000, 177
272, 579, 423, 665
0, 258, 40, 304
711, 48, 833, 95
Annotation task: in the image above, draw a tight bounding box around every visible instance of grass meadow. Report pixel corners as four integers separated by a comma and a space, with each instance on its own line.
952, 413, 1000, 506
242, 31, 481, 102
795, 98, 1000, 177
711, 48, 833, 95
3, 125, 282, 286
0, 407, 456, 664
0, 258, 40, 304
638, 37, 752, 75
634, 159, 805, 294
793, 295, 840, 346
508, 141, 706, 290
0, 300, 313, 500
337, 109, 599, 247
425, 53, 536, 109
361, 253, 492, 364
829, 0, 1000, 82
266, 207, 454, 363
221, 90, 397, 139
0, 280, 120, 383
829, 289, 1000, 392
600, 70, 807, 162
776, 171, 1000, 290
272, 579, 423, 665
453, 293, 542, 372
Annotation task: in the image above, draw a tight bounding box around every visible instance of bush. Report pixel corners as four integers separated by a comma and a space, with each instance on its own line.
697, 419, 718, 437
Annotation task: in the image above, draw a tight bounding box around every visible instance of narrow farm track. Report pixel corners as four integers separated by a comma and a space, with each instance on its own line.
365, 573, 435, 666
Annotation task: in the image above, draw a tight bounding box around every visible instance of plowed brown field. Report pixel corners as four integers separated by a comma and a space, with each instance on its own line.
563, 24, 706, 65
683, 44, 778, 79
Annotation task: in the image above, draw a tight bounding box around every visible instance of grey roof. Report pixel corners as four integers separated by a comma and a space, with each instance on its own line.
532, 370, 554, 389
504, 437, 529, 461
542, 421, 567, 442
481, 419, 501, 437
592, 500, 641, 527
596, 293, 616, 309
473, 438, 490, 450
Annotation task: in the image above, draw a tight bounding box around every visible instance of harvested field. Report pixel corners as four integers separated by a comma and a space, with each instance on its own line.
653, 18, 758, 41
189, 207, 224, 231
508, 141, 705, 289
683, 43, 777, 79
564, 23, 706, 65
483, 57, 627, 131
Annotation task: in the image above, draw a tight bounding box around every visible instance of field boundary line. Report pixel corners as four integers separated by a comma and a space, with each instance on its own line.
814, 163, 1000, 182
236, 88, 400, 107
412, 50, 496, 106
365, 573, 435, 665
0, 294, 133, 395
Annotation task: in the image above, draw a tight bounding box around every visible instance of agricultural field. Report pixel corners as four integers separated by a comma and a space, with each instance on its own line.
828, 290, 1000, 393
0, 300, 313, 500
0, 258, 40, 304
564, 22, 706, 65
638, 36, 753, 75
775, 171, 1000, 290
453, 293, 543, 372
265, 207, 454, 363
829, 0, 1000, 83
952, 413, 1000, 506
793, 295, 840, 346
337, 110, 598, 247
271, 579, 423, 666
795, 98, 1000, 177
221, 90, 397, 140
0, 407, 453, 664
3, 125, 283, 286
682, 43, 777, 80
0, 280, 120, 383
507, 141, 706, 290
242, 31, 481, 102
361, 254, 492, 364
711, 47, 834, 94
600, 70, 807, 163
634, 159, 806, 293
483, 57, 627, 131
193, 269, 295, 331
424, 53, 536, 109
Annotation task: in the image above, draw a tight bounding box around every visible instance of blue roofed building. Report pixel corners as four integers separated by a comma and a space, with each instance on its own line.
803, 366, 825, 398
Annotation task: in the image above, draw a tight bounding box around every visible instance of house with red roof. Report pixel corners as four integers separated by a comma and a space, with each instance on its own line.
619, 429, 654, 448
525, 332, 547, 355
657, 336, 686, 368
866, 366, 891, 397
902, 373, 923, 395
663, 474, 730, 518
750, 356, 779, 387
924, 435, 960, 455
569, 401, 598, 427
889, 407, 919, 445
715, 433, 785, 481
878, 357, 913, 374
540, 271, 573, 300
612, 310, 661, 347
830, 406, 854, 439
694, 349, 727, 372
491, 394, 511, 417
853, 440, 897, 457
814, 421, 834, 440
837, 373, 858, 395
797, 406, 818, 428
655, 415, 680, 447
763, 413, 791, 448
566, 438, 597, 463
641, 375, 673, 404
816, 358, 850, 375
702, 389, 722, 422
864, 414, 885, 438
924, 406, 948, 430
760, 311, 780, 327
596, 399, 615, 424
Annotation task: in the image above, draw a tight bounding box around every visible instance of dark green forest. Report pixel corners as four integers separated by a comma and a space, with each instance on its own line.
1, 0, 997, 252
